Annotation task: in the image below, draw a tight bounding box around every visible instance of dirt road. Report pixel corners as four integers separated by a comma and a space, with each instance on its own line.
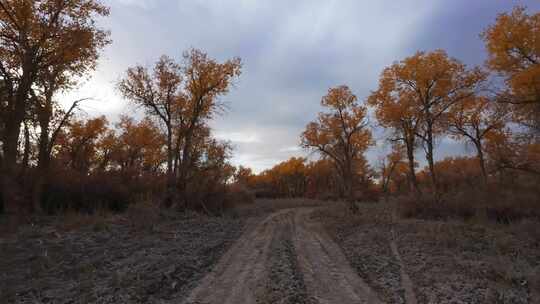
182, 208, 384, 304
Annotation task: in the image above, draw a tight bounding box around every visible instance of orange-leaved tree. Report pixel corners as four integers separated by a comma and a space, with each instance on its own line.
305, 159, 341, 199
119, 49, 241, 209
0, 0, 110, 217
301, 85, 373, 211
368, 71, 422, 196
484, 128, 540, 178
176, 49, 241, 208
234, 166, 254, 187
118, 55, 183, 207
113, 116, 166, 175
56, 116, 109, 175
482, 6, 540, 132
369, 50, 486, 195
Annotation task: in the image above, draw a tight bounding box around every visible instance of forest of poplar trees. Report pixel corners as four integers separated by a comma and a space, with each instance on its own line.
0, 2, 538, 224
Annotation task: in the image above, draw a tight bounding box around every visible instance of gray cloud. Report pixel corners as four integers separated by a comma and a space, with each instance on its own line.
62, 0, 539, 172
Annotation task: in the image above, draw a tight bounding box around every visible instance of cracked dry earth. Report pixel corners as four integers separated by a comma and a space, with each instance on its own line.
183, 208, 390, 304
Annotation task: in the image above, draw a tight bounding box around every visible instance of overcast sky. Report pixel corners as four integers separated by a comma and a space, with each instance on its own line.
64, 0, 540, 173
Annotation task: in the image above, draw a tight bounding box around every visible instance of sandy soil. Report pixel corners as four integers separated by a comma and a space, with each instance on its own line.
317, 201, 540, 304
3, 199, 538, 304
183, 207, 383, 304
0, 212, 244, 303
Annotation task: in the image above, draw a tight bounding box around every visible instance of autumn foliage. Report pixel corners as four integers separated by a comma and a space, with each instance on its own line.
0, 1, 246, 221
0, 3, 539, 224
242, 156, 375, 202
301, 86, 373, 211
364, 6, 539, 209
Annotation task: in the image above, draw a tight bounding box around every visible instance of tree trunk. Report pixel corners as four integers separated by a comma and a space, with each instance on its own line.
32, 113, 51, 214
21, 122, 31, 176
177, 130, 194, 210
32, 157, 48, 215
475, 140, 488, 186
2, 120, 24, 226
405, 138, 421, 196
163, 124, 175, 208
342, 163, 358, 213
1, 51, 38, 223
425, 123, 438, 195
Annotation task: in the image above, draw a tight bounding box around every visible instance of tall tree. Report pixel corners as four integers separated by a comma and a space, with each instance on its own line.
176, 49, 241, 209
368, 72, 422, 195
369, 50, 485, 194
301, 85, 373, 212
118, 55, 183, 207
0, 0, 110, 217
119, 50, 241, 209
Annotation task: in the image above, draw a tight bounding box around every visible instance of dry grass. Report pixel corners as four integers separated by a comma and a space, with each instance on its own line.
0, 203, 245, 303
124, 200, 161, 232
59, 210, 112, 232
395, 188, 540, 223
315, 200, 540, 303
312, 202, 403, 303
222, 184, 255, 209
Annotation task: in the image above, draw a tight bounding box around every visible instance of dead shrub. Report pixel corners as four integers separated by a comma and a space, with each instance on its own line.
482, 190, 540, 224
182, 182, 255, 216
418, 222, 462, 248
396, 187, 540, 223
355, 186, 381, 202
396, 192, 476, 220
253, 188, 279, 199
43, 170, 131, 214
125, 200, 160, 231
396, 194, 445, 219
223, 184, 255, 208
59, 210, 110, 232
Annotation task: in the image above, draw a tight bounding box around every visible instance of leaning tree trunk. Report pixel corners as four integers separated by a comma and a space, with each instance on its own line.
21, 122, 31, 177
474, 140, 488, 186
424, 122, 438, 196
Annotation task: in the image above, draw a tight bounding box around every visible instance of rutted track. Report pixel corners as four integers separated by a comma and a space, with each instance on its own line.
183, 208, 383, 304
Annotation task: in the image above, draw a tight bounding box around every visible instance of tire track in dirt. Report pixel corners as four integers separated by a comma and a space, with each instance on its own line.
390, 229, 417, 304
261, 212, 313, 304
183, 207, 384, 304
293, 209, 383, 304
182, 209, 288, 304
